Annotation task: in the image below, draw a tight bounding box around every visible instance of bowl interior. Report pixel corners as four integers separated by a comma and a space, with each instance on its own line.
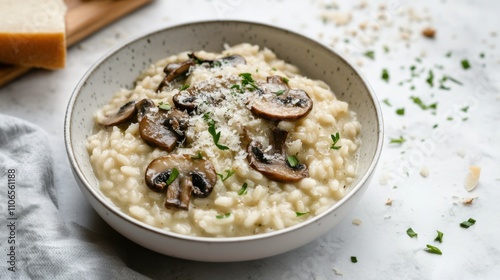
66, 21, 382, 241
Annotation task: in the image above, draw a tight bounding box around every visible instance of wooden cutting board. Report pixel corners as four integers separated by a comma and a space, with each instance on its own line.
0, 0, 152, 87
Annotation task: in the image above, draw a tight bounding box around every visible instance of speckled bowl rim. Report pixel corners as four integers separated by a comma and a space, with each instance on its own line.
64, 20, 384, 244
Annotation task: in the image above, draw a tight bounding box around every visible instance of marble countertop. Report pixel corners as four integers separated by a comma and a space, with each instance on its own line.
1, 0, 499, 279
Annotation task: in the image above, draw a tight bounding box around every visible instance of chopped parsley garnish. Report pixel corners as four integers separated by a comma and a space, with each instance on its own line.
461, 106, 469, 113
461, 59, 471, 69
460, 218, 476, 228
445, 75, 463, 85
208, 122, 229, 150
406, 228, 418, 238
426, 70, 434, 87
275, 89, 286, 96
382, 98, 392, 107
238, 72, 259, 91
434, 230, 444, 243
425, 244, 442, 255
480, 52, 485, 58
238, 182, 248, 195
282, 77, 290, 84
217, 169, 235, 182
180, 84, 190, 91
396, 108, 405, 116
216, 213, 231, 219
191, 151, 203, 160
330, 132, 342, 150
350, 256, 358, 263
410, 96, 437, 111
381, 68, 390, 82
272, 67, 277, 71
364, 50, 375, 60
158, 102, 171, 111
166, 168, 179, 185
445, 51, 452, 58
432, 124, 438, 129
383, 45, 390, 53
389, 136, 406, 144
295, 211, 309, 217
286, 155, 299, 167
447, 116, 454, 121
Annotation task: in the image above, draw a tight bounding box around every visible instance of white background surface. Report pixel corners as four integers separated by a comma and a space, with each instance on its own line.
1, 0, 499, 279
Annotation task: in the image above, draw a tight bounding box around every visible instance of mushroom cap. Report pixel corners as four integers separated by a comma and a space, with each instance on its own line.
247, 142, 308, 182
139, 108, 188, 152
135, 98, 155, 122
247, 127, 309, 182
214, 54, 246, 67
145, 154, 217, 209
99, 100, 138, 126
250, 75, 313, 121
172, 76, 237, 112
157, 59, 196, 92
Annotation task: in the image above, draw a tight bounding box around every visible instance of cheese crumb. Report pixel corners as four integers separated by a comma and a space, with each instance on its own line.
419, 166, 429, 178
462, 197, 475, 204
385, 198, 393, 206
464, 166, 481, 191
352, 218, 362, 225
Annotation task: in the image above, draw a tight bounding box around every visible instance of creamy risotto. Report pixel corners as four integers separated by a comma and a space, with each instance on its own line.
87, 43, 361, 237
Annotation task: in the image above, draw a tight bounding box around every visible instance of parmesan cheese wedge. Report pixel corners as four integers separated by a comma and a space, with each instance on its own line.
464, 166, 481, 191
0, 0, 67, 69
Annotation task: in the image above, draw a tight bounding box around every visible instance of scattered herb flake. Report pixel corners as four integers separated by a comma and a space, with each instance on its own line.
446, 51, 452, 58
461, 106, 469, 113
364, 50, 375, 60
238, 182, 248, 195
432, 124, 438, 129
434, 230, 444, 243
295, 211, 309, 217
191, 151, 203, 160
410, 96, 437, 111
272, 67, 277, 71
350, 256, 358, 263
425, 244, 443, 255
275, 89, 286, 96
396, 108, 405, 116
330, 132, 342, 150
238, 72, 259, 91
460, 218, 476, 228
180, 84, 190, 91
382, 99, 392, 107
282, 77, 290, 84
208, 122, 229, 150
426, 70, 434, 87
287, 155, 299, 167
415, 57, 422, 63
216, 213, 231, 219
390, 136, 406, 144
158, 102, 171, 111
406, 228, 418, 238
166, 168, 179, 185
480, 52, 485, 58
383, 45, 390, 53
447, 116, 454, 121
381, 68, 390, 83
461, 59, 471, 69
217, 169, 236, 182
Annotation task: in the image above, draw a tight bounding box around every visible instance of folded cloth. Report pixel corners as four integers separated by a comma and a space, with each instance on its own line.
0, 114, 147, 279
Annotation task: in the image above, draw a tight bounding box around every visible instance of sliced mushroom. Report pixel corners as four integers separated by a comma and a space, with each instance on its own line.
247, 127, 308, 182
139, 108, 189, 152
212, 54, 246, 67
135, 98, 155, 122
145, 154, 217, 209
99, 100, 138, 126
157, 59, 196, 92
172, 75, 237, 112
250, 75, 313, 121
157, 53, 246, 92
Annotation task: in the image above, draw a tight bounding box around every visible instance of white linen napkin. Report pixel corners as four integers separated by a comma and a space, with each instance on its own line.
0, 114, 148, 279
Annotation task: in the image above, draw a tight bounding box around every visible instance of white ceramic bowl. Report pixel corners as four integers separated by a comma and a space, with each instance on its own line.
64, 20, 383, 262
